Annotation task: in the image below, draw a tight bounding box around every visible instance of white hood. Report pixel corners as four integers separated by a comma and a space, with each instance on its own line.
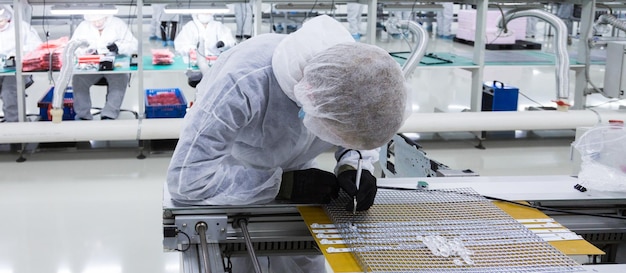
271, 15, 354, 104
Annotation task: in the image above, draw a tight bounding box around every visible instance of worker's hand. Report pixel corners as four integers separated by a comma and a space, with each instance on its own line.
106, 43, 119, 54
277, 168, 339, 204
84, 48, 98, 55
215, 41, 225, 49
337, 170, 377, 211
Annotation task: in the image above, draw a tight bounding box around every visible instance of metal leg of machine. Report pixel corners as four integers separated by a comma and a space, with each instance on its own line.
234, 218, 262, 273
163, 201, 323, 273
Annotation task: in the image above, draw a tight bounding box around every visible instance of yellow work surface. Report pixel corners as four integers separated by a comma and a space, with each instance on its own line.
299, 201, 604, 273
493, 201, 605, 256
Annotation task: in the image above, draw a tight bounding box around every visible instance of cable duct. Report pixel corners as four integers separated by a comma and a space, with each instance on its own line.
497, 9, 570, 109
594, 14, 626, 34
50, 39, 89, 123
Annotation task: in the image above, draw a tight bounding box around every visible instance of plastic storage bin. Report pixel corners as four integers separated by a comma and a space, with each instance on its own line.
38, 87, 75, 121
145, 88, 187, 118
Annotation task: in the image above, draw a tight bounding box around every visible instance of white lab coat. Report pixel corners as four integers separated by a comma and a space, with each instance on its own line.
174, 15, 236, 57
230, 3, 253, 37
167, 16, 380, 272
167, 15, 378, 207
71, 16, 138, 55
2, 0, 32, 23
0, 19, 41, 122
436, 3, 454, 36
69, 16, 137, 120
346, 3, 364, 35
0, 19, 40, 57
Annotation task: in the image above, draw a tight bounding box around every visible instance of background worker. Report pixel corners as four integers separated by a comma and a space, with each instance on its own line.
174, 13, 236, 58
346, 3, 365, 40
231, 2, 253, 40
70, 14, 138, 120
167, 15, 408, 272
148, 4, 163, 40
0, 7, 41, 122
151, 3, 179, 47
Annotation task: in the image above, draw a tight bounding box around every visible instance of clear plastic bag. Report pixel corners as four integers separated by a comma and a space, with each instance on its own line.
573, 124, 626, 192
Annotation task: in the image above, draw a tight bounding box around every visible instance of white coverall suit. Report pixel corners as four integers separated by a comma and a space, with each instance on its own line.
231, 3, 253, 38
174, 14, 236, 57
70, 16, 138, 120
346, 3, 364, 37
167, 16, 382, 273
0, 16, 41, 122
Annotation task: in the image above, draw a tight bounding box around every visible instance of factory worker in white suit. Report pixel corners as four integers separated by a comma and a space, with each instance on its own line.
346, 3, 364, 40
167, 15, 408, 272
174, 13, 236, 58
70, 14, 138, 120
0, 7, 41, 122
230, 3, 253, 40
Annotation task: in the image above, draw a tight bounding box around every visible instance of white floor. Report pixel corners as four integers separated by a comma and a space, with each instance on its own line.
1, 17, 625, 273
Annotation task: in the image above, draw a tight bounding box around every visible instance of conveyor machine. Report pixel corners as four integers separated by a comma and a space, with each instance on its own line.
162, 195, 321, 273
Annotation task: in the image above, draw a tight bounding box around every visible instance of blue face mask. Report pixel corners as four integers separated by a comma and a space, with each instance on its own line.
298, 108, 305, 119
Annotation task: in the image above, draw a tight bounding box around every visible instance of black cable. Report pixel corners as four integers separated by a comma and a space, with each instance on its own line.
485, 4, 514, 45
41, 0, 55, 85
376, 186, 626, 220
489, 3, 508, 34
304, 0, 320, 22
518, 91, 545, 107
338, 149, 362, 161
483, 194, 626, 220
175, 230, 191, 252
586, 99, 624, 109
122, 0, 135, 40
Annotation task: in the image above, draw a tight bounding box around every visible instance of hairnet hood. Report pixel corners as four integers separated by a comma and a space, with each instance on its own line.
0, 8, 12, 20
273, 15, 408, 150
272, 15, 354, 103
83, 14, 109, 22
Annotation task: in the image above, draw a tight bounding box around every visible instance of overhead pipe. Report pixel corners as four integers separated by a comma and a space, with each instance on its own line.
497, 9, 570, 111
2, 110, 626, 144
399, 109, 625, 133
50, 39, 89, 123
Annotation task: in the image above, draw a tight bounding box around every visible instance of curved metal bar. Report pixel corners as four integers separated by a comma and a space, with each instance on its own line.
195, 222, 212, 273
237, 218, 263, 273
397, 20, 430, 78
497, 9, 570, 102
52, 39, 89, 110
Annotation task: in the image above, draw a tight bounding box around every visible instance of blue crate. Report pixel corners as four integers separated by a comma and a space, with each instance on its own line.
38, 87, 76, 121
145, 88, 187, 118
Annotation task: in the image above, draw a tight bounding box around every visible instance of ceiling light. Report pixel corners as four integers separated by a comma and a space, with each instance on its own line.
273, 3, 336, 12
163, 4, 230, 14
49, 4, 118, 15
383, 4, 443, 12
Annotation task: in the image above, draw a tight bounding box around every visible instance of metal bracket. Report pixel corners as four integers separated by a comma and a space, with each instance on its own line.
176, 215, 228, 244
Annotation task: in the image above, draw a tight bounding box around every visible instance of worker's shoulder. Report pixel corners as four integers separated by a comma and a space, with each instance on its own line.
109, 16, 129, 24
238, 34, 285, 53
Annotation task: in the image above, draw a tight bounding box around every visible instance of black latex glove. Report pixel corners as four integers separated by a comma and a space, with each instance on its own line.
337, 170, 377, 211
215, 41, 225, 48
276, 168, 339, 204
85, 48, 98, 55
106, 43, 119, 54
